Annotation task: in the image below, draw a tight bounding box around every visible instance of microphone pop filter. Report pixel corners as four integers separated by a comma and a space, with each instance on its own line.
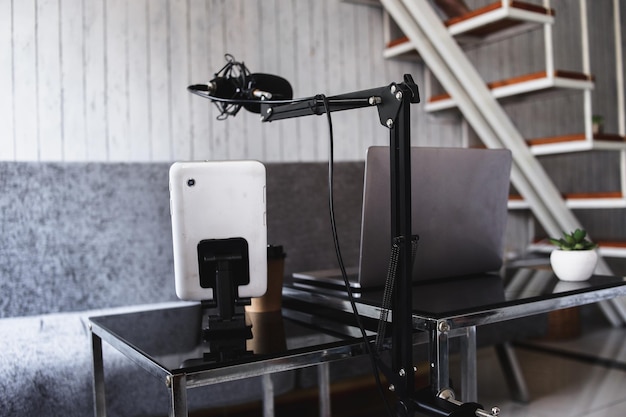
242, 73, 293, 113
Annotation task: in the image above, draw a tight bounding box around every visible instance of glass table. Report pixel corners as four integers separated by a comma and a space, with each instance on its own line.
283, 266, 626, 403
89, 304, 374, 417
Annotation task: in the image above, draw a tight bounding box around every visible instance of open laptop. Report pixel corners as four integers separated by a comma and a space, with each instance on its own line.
292, 146, 513, 290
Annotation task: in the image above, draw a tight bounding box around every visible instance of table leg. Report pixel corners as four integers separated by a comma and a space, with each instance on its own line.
167, 374, 188, 417
91, 330, 107, 417
262, 374, 275, 417
318, 362, 331, 417
430, 321, 450, 395
459, 326, 477, 402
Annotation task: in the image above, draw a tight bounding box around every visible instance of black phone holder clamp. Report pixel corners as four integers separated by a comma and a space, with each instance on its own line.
196, 238, 254, 361
401, 388, 499, 417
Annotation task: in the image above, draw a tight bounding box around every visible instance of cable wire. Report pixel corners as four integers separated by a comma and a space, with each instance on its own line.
187, 87, 316, 107
319, 94, 394, 417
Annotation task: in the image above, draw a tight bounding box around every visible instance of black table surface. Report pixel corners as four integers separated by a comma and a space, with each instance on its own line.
91, 267, 626, 375
90, 304, 366, 375
284, 266, 626, 321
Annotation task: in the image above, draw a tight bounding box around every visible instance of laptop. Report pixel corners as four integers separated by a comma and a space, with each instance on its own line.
292, 146, 513, 289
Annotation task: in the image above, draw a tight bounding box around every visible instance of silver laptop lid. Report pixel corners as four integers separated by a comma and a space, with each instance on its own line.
357, 146, 512, 288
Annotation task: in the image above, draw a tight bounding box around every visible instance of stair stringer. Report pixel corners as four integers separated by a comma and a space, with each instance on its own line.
380, 0, 626, 325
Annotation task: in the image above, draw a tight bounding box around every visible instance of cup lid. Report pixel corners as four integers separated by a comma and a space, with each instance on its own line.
267, 244, 286, 259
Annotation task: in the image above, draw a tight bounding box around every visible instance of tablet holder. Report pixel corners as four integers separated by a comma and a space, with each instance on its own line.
197, 238, 253, 359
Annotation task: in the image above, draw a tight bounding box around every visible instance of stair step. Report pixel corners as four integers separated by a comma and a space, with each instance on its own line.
509, 191, 626, 209
446, 1, 554, 37
425, 71, 594, 112
384, 1, 554, 59
527, 133, 626, 155
528, 239, 626, 259
342, 0, 381, 6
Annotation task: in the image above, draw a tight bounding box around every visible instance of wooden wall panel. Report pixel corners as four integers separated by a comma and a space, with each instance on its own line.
36, 0, 63, 161
293, 0, 318, 161
12, 0, 38, 160
169, 0, 192, 161
60, 0, 87, 160
105, 0, 130, 161
148, 0, 173, 161
240, 1, 264, 161
1, 0, 463, 163
206, 0, 231, 161
84, 0, 108, 161
0, 0, 14, 160
188, 0, 212, 160
128, 0, 151, 162
274, 0, 298, 162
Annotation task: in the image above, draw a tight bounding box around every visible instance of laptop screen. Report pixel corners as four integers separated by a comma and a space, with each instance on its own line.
357, 146, 512, 288
292, 146, 512, 290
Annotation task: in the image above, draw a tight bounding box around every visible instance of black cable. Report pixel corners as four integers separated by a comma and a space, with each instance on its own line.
319, 94, 394, 417
187, 87, 315, 107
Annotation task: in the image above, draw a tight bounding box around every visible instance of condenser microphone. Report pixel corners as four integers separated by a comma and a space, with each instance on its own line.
207, 77, 239, 99
241, 73, 293, 113
188, 54, 294, 119
188, 77, 239, 99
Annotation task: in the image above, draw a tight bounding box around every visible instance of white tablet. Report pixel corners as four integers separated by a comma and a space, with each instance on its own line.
169, 160, 267, 301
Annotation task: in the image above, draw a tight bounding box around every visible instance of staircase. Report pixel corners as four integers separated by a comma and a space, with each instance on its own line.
346, 0, 626, 324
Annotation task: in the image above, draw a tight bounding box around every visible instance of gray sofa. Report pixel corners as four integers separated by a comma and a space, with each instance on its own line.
0, 160, 543, 416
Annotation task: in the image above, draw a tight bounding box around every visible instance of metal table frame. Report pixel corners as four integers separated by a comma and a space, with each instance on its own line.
90, 268, 626, 416
283, 267, 626, 403
90, 307, 369, 417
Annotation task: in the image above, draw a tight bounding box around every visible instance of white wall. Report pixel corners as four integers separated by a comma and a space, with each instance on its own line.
0, 0, 462, 163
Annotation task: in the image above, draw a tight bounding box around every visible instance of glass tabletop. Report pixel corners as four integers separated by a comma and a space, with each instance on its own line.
284, 266, 626, 326
90, 304, 367, 375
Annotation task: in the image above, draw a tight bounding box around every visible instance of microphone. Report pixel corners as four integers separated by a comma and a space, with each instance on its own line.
188, 54, 294, 119
241, 73, 293, 113
205, 77, 239, 100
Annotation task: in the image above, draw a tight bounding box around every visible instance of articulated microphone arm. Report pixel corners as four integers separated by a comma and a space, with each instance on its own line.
191, 73, 499, 417
259, 76, 419, 126
261, 75, 499, 417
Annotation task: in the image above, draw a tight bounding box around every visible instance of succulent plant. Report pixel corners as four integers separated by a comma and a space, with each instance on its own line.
549, 229, 598, 251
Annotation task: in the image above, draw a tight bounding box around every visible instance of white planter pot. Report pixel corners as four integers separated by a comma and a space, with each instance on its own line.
550, 249, 598, 281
